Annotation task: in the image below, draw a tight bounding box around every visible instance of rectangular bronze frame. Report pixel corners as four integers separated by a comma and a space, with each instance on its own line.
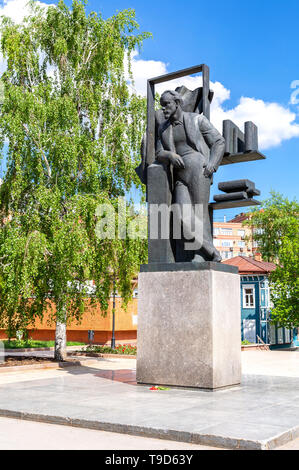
146, 64, 210, 166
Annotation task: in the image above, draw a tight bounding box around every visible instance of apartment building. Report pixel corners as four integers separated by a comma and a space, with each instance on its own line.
213, 212, 259, 260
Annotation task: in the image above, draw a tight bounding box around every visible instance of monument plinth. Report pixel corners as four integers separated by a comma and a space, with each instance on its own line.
136, 263, 241, 390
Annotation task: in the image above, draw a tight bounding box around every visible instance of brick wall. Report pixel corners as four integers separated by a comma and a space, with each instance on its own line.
0, 297, 138, 344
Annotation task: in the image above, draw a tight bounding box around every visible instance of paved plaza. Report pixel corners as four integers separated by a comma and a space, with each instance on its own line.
0, 350, 299, 450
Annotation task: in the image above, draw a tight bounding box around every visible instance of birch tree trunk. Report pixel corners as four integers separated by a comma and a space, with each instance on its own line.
55, 311, 67, 361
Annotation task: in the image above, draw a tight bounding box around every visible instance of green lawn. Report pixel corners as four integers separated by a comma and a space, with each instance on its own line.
2, 340, 85, 349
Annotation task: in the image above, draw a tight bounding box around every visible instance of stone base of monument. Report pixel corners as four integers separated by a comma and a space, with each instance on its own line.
136, 262, 241, 391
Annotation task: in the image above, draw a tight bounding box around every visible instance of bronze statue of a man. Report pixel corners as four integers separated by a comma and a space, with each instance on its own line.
155, 90, 225, 262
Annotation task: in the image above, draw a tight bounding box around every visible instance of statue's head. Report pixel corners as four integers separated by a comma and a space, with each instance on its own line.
160, 90, 183, 120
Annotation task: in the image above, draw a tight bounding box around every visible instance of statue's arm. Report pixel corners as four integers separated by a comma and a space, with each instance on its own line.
155, 135, 171, 163
199, 116, 225, 174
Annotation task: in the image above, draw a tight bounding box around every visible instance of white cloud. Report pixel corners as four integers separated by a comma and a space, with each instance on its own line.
212, 97, 299, 150
129, 51, 299, 151
0, 0, 51, 76
0, 0, 48, 24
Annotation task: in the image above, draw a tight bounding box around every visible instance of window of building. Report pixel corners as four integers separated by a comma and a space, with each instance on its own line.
220, 228, 233, 236
238, 230, 245, 237
277, 326, 284, 344
213, 228, 220, 236
284, 328, 291, 343
243, 319, 256, 343
260, 280, 270, 309
238, 241, 245, 248
222, 240, 233, 247
213, 239, 221, 247
243, 285, 255, 308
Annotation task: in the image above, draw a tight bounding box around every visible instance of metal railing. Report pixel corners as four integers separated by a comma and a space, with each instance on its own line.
257, 335, 270, 351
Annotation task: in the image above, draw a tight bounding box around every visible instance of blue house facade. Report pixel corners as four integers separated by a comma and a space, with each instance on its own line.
224, 256, 298, 348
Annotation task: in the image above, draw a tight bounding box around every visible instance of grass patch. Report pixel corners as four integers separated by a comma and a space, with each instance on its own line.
3, 340, 85, 349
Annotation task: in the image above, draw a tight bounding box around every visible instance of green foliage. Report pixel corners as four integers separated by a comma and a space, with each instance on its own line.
85, 343, 137, 355
0, 80, 4, 104
246, 192, 299, 327
0, 0, 149, 336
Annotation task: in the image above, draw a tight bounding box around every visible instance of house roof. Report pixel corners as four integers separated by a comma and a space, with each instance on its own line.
222, 256, 276, 274
228, 213, 249, 223
229, 209, 265, 223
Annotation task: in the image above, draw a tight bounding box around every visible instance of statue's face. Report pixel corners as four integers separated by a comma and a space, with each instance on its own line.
160, 94, 178, 120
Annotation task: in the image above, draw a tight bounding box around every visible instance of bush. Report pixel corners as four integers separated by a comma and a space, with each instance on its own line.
85, 344, 137, 355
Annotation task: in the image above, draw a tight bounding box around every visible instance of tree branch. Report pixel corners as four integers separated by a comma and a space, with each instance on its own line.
23, 124, 52, 178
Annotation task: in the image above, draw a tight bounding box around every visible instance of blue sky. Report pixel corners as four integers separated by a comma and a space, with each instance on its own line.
1, 0, 298, 220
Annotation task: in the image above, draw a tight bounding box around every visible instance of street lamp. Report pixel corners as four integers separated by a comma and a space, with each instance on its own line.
111, 276, 116, 349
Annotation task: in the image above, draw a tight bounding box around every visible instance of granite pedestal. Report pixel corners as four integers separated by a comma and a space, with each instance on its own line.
136, 262, 241, 390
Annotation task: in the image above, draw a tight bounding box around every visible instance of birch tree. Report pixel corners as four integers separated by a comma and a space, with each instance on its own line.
0, 0, 149, 360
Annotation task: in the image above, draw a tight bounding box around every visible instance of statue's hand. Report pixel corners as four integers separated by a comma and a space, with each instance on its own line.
203, 163, 215, 178
169, 153, 185, 169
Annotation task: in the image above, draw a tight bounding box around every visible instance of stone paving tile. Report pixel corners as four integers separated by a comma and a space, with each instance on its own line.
135, 408, 230, 432
93, 369, 137, 384
192, 420, 293, 449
